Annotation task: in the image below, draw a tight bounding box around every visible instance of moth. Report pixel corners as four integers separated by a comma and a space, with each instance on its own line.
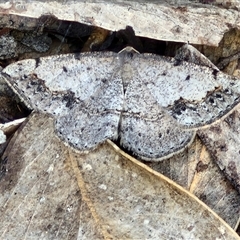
2, 46, 240, 161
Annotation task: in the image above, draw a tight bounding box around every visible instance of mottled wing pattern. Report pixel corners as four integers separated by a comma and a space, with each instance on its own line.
166, 72, 240, 128
117, 52, 195, 159
3, 53, 123, 150
3, 48, 240, 160
132, 53, 240, 128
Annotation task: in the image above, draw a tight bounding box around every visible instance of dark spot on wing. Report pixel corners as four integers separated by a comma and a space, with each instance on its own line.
63, 66, 68, 72
212, 69, 219, 78
215, 93, 223, 99
63, 91, 75, 108
161, 72, 167, 76
101, 78, 107, 83
172, 101, 187, 115
209, 97, 214, 104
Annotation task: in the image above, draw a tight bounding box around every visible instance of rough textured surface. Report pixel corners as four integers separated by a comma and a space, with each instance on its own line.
3, 47, 240, 161
0, 5, 240, 238
0, 113, 104, 240
146, 136, 240, 230
0, 1, 239, 46
194, 28, 240, 74
0, 112, 239, 239
198, 104, 240, 194
0, 36, 17, 59
189, 142, 240, 230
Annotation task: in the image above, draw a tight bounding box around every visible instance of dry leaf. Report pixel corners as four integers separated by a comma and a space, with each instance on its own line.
0, 112, 239, 239
199, 105, 240, 193
0, 113, 103, 239
0, 1, 239, 46
144, 137, 240, 230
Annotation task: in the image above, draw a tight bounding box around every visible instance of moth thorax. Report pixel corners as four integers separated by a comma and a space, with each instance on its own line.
121, 63, 134, 91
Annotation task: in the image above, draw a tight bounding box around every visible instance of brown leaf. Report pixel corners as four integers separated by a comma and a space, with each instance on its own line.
144, 136, 240, 229
0, 113, 103, 239
0, 112, 238, 239
198, 105, 240, 194
0, 1, 239, 46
